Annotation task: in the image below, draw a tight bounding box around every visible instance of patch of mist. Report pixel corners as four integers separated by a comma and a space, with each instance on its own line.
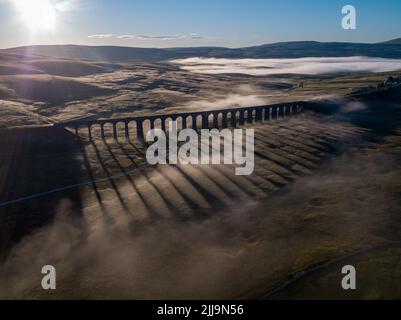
306, 95, 368, 115
181, 94, 268, 111
171, 84, 272, 112
0, 198, 263, 299
172, 57, 401, 76
341, 101, 367, 113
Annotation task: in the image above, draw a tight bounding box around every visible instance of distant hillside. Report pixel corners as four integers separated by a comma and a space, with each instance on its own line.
2, 38, 401, 62
380, 38, 401, 45
0, 51, 120, 77
2, 45, 183, 63
236, 41, 401, 59
0, 75, 116, 105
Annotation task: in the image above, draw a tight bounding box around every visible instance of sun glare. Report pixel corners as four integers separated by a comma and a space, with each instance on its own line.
13, 0, 58, 33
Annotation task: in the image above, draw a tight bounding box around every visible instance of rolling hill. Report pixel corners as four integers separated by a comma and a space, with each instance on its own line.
2, 38, 401, 62
380, 38, 401, 45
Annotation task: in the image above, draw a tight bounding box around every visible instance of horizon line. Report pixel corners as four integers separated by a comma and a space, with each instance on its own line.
1, 37, 401, 51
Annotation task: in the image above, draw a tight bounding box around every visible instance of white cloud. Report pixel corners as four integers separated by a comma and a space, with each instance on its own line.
86, 33, 205, 41
172, 56, 401, 76
88, 34, 114, 39
117, 34, 185, 40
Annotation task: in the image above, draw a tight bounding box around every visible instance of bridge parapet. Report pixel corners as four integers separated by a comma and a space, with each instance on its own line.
54, 101, 307, 141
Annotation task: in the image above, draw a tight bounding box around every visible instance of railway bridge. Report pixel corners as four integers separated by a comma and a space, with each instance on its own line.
55, 101, 307, 141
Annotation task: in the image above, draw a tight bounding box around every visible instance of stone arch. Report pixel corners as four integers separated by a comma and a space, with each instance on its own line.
164, 117, 174, 133
270, 107, 274, 119
142, 119, 152, 139
73, 124, 86, 140
249, 109, 256, 124
126, 120, 137, 140
89, 123, 102, 140
153, 118, 163, 131
207, 113, 214, 129
218, 112, 225, 128
175, 116, 184, 131
198, 113, 207, 129
115, 121, 126, 140
101, 122, 114, 141
260, 108, 266, 121
234, 110, 241, 126
183, 115, 193, 129
283, 105, 289, 117
243, 110, 248, 118
243, 110, 252, 124
193, 114, 201, 129
227, 111, 233, 128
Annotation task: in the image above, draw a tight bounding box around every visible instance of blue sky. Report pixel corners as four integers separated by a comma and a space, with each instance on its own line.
0, 0, 400, 49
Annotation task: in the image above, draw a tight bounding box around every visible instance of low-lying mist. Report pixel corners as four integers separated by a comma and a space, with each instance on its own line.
172, 56, 401, 76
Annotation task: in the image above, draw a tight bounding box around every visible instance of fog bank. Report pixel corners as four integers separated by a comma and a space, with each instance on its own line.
172, 57, 401, 76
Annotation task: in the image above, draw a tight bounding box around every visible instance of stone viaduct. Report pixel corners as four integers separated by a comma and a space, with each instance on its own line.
54, 101, 307, 141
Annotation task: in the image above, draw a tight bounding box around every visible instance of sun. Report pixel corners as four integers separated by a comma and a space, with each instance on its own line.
12, 0, 58, 33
